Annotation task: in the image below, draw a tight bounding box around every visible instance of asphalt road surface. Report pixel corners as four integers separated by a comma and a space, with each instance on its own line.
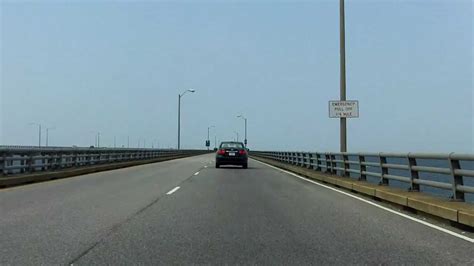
1, 154, 473, 265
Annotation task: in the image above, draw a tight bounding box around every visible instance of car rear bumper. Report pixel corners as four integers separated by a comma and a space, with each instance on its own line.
216, 156, 248, 165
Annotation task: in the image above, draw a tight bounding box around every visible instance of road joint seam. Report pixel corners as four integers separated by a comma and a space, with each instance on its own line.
68, 167, 205, 264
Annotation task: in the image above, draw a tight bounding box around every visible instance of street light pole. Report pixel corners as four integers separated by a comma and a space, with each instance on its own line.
29, 123, 42, 147
340, 0, 347, 152
237, 115, 247, 147
207, 125, 215, 150
177, 89, 196, 150
46, 127, 55, 147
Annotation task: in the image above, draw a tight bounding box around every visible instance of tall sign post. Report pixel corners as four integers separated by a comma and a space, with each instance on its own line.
339, 0, 347, 152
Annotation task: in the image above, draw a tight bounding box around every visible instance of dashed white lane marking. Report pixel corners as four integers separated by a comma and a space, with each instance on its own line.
254, 160, 474, 244
194, 172, 200, 176
166, 186, 180, 195
204, 166, 208, 168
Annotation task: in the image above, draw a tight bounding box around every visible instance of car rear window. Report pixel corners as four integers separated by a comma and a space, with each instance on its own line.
220, 143, 244, 149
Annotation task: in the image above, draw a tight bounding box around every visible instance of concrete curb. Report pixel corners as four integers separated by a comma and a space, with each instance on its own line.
0, 153, 207, 188
251, 155, 474, 229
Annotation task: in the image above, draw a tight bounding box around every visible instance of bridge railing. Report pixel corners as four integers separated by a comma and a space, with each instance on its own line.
251, 151, 474, 202
0, 146, 209, 176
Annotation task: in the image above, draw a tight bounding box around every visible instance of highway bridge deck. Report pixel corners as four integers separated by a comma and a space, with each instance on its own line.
1, 154, 473, 265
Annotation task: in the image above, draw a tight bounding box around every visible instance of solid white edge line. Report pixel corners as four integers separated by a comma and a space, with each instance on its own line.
166, 186, 180, 195
254, 159, 474, 244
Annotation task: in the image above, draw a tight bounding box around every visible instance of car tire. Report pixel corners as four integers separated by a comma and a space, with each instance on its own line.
215, 163, 220, 168
242, 163, 248, 169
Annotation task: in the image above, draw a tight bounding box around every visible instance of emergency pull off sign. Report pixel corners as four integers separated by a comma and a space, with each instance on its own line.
329, 100, 359, 118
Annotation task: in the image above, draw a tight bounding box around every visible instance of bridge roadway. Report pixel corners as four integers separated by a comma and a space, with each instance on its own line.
1, 154, 473, 265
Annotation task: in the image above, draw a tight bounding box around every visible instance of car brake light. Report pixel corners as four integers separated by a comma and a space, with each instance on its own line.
217, 149, 226, 155
239, 150, 247, 155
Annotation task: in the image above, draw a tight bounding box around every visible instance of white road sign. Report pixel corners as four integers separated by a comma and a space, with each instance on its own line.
329, 100, 359, 118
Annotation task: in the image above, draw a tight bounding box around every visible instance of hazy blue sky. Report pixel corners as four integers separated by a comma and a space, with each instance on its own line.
1, 0, 472, 152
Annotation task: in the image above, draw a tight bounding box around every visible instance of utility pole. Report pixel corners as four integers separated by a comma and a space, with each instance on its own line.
340, 0, 347, 152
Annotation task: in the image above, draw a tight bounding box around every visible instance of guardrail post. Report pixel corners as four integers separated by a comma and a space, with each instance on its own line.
358, 154, 366, 181
379, 153, 389, 186
50, 153, 56, 170
325, 153, 330, 173
53, 153, 57, 169
0, 152, 5, 175
18, 155, 25, 174
52, 153, 57, 170
331, 154, 337, 174
448, 153, 464, 201
41, 152, 47, 171
28, 153, 35, 173
73, 152, 78, 167
407, 153, 420, 192
315, 153, 321, 171
307, 153, 313, 169
342, 153, 350, 177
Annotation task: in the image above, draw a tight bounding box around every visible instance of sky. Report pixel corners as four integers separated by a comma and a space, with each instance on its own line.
1, 0, 472, 152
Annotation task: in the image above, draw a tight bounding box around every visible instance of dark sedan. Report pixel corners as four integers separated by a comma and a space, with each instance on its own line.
215, 142, 248, 169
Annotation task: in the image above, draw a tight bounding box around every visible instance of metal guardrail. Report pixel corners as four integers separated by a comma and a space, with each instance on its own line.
0, 146, 209, 176
251, 151, 474, 202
